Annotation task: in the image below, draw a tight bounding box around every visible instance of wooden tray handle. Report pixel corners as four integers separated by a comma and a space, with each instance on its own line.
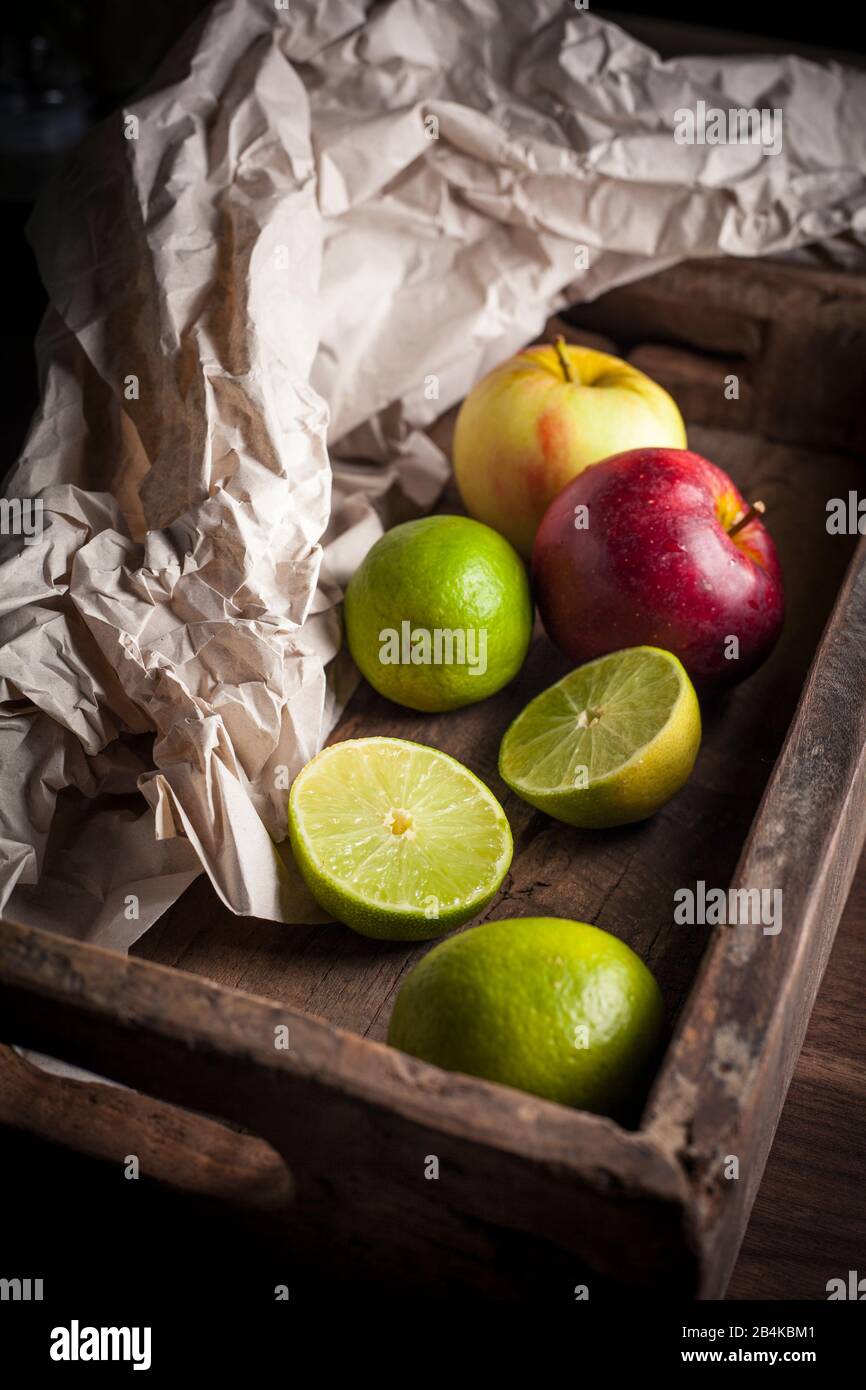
0, 1043, 293, 1212
0, 917, 697, 1293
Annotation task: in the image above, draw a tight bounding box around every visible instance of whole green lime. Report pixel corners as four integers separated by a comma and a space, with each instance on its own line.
387, 917, 665, 1116
344, 516, 533, 712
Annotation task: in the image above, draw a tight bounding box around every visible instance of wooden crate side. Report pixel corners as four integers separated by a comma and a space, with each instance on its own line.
567, 258, 866, 452
644, 536, 866, 1296
0, 918, 699, 1295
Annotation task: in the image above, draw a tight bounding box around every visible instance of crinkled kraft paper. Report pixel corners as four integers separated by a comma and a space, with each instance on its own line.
2, 0, 865, 947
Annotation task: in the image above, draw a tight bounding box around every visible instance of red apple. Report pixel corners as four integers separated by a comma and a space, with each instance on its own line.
533, 448, 784, 688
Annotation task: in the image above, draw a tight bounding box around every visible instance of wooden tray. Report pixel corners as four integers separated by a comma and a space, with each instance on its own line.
2, 256, 866, 1299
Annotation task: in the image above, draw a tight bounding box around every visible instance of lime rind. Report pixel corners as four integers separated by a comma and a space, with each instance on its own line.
387, 916, 666, 1114
289, 737, 513, 940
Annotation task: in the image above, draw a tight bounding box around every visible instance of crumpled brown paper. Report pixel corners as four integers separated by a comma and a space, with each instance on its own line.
2, 0, 865, 946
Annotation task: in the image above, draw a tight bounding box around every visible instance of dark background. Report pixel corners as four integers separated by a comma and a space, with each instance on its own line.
1, 0, 864, 1310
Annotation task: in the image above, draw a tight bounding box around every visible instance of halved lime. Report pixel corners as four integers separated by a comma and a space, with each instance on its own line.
288, 737, 513, 940
498, 646, 701, 828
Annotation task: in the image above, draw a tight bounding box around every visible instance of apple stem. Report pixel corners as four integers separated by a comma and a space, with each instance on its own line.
553, 334, 573, 383
727, 499, 766, 538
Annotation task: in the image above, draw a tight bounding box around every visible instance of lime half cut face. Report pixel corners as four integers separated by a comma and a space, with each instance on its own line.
498, 646, 701, 828
288, 737, 513, 940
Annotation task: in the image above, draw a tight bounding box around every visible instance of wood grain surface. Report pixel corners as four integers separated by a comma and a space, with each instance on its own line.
729, 859, 866, 1299
2, 849, 863, 1300
0, 914, 697, 1297
0, 1043, 292, 1212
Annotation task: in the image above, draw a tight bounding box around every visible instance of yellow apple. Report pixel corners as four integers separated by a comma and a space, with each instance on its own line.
452, 339, 687, 557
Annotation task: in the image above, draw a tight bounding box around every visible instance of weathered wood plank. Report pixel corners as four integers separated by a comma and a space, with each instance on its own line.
0, 1044, 293, 1212
567, 257, 866, 452
645, 532, 866, 1296
0, 918, 697, 1295
729, 858, 866, 1298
